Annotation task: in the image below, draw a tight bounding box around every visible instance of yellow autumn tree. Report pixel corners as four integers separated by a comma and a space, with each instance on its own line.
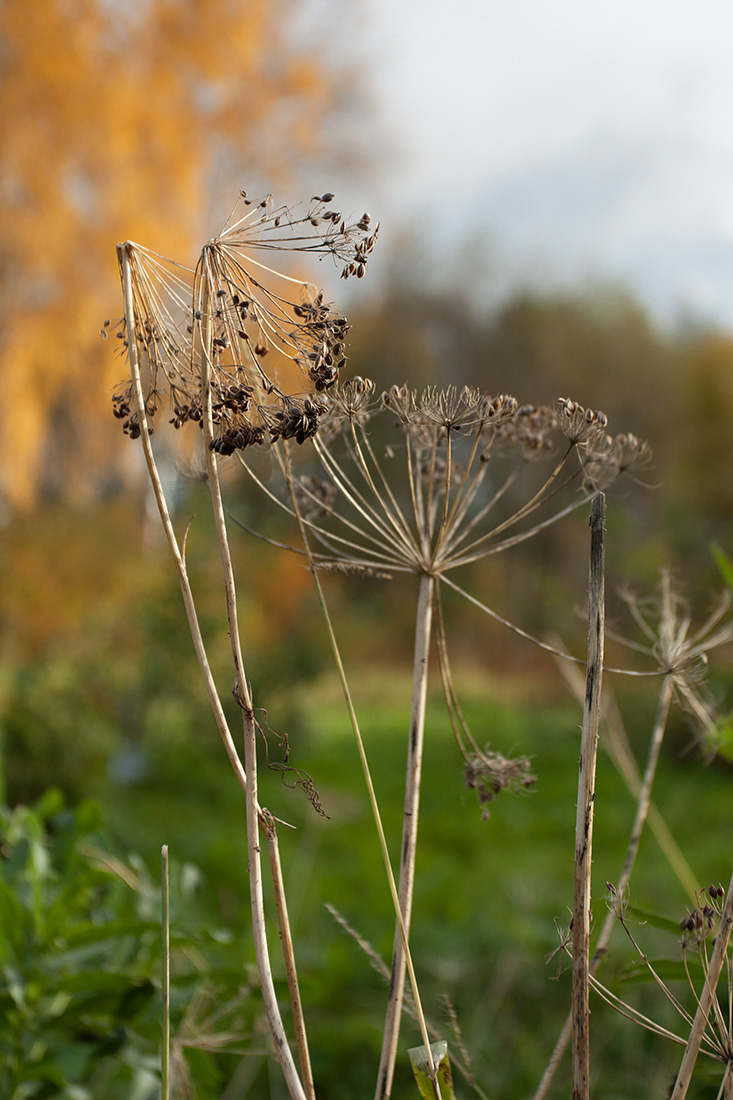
0, 0, 365, 508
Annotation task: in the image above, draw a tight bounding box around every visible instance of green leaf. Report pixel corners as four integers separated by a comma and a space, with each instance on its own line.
32, 788, 65, 821
408, 1041, 457, 1100
712, 543, 733, 590
52, 917, 159, 950
116, 980, 155, 1021
622, 955, 704, 984
624, 903, 685, 934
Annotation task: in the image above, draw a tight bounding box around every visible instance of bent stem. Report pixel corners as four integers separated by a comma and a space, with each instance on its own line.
572, 491, 606, 1100
376, 572, 435, 1100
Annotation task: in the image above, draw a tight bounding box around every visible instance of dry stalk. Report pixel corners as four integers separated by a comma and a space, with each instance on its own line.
262, 812, 316, 1100
572, 491, 606, 1100
376, 573, 435, 1100
121, 242, 307, 1100
282, 461, 441, 1100
194, 259, 308, 1100
162, 844, 170, 1100
670, 869, 733, 1100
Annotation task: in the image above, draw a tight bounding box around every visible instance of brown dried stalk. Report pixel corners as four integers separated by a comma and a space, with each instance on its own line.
120, 242, 309, 1100
376, 573, 436, 1100
572, 491, 606, 1100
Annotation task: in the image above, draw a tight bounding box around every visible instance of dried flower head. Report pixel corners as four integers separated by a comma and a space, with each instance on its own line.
618, 572, 733, 750
494, 403, 557, 461
292, 474, 339, 520
381, 383, 417, 424
418, 385, 484, 431
112, 191, 378, 453
583, 432, 654, 490
465, 748, 537, 821
239, 376, 644, 584
555, 397, 609, 446
318, 376, 377, 437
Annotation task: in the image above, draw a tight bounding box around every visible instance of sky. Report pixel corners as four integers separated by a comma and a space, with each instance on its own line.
344, 0, 733, 327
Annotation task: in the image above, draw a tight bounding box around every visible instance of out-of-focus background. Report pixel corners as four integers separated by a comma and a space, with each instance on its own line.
2, 2, 733, 1097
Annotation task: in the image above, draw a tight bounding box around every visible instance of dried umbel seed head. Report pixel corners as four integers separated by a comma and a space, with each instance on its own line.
480, 393, 518, 424
418, 384, 484, 431
555, 397, 609, 445
381, 383, 417, 424
265, 396, 328, 445
292, 475, 339, 519
583, 432, 654, 490
492, 403, 556, 461
111, 191, 377, 450
464, 748, 536, 821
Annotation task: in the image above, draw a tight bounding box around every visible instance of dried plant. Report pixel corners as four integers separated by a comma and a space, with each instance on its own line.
534, 571, 733, 1100
109, 188, 731, 1100
586, 878, 733, 1100
234, 379, 648, 1099
112, 191, 378, 1100
110, 192, 377, 449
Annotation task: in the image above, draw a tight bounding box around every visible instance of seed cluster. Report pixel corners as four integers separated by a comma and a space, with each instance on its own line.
680, 884, 726, 944
464, 748, 537, 822
556, 397, 609, 445
111, 191, 377, 454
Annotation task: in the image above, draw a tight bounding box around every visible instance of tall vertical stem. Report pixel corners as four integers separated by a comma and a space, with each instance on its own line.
533, 673, 676, 1100
376, 572, 435, 1100
572, 491, 606, 1100
196, 255, 307, 1100
161, 844, 170, 1100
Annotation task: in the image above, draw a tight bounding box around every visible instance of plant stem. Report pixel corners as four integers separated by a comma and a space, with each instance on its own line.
376, 572, 435, 1100
263, 811, 317, 1100
161, 844, 170, 1100
533, 670, 681, 1100
284, 456, 439, 1098
572, 491, 606, 1100
196, 254, 307, 1100
670, 869, 733, 1100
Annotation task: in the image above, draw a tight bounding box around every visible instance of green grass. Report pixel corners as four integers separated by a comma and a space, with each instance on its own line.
92, 671, 733, 1099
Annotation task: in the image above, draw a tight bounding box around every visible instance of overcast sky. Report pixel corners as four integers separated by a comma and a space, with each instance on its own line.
347, 0, 733, 327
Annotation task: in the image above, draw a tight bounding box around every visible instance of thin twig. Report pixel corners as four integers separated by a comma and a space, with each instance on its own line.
161, 844, 170, 1100
670, 870, 733, 1100
532, 662, 694, 1100
262, 812, 317, 1100
572, 491, 606, 1100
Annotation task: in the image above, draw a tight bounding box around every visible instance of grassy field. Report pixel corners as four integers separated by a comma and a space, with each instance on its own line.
87, 665, 733, 1099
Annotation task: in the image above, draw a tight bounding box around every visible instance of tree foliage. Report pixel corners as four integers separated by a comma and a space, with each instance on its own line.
0, 0, 363, 508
